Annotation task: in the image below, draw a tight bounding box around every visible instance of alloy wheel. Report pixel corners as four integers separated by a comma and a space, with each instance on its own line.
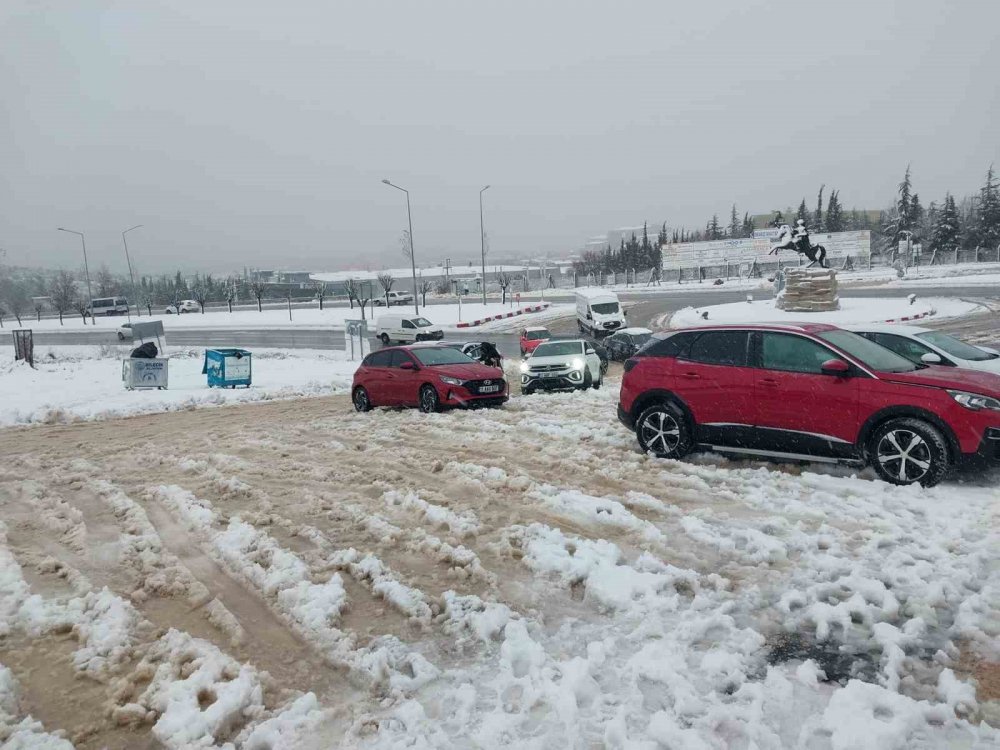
420, 386, 438, 413
876, 429, 931, 483
640, 409, 681, 454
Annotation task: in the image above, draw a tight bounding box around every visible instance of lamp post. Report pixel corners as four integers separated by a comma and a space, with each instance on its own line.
57, 227, 94, 323
382, 179, 419, 315
122, 225, 142, 318
479, 185, 490, 304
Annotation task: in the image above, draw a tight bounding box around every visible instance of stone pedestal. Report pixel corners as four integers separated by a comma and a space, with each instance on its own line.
775, 268, 840, 312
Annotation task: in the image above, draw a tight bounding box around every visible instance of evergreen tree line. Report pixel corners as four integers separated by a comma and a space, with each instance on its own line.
574, 222, 665, 277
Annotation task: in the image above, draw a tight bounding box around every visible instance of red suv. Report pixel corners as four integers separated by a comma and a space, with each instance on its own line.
353, 344, 507, 413
617, 323, 1000, 486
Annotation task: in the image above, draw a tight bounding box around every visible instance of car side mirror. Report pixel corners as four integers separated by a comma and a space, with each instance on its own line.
920, 352, 943, 365
399, 361, 416, 371
820, 358, 850, 376
586, 347, 595, 355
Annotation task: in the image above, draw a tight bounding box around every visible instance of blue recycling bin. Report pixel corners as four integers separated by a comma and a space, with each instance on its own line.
203, 348, 252, 389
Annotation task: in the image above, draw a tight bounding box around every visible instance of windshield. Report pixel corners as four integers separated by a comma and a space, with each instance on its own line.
532, 341, 584, 358
591, 302, 620, 315
412, 348, 476, 366
630, 333, 652, 347
818, 330, 918, 373
916, 331, 994, 361
524, 330, 548, 340
412, 317, 433, 328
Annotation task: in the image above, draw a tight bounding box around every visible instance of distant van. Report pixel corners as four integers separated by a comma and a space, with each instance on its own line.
88, 297, 129, 316
575, 288, 626, 337
375, 314, 444, 345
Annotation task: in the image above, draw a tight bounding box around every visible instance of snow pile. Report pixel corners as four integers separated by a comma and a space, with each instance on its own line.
0, 665, 75, 749
328, 548, 433, 624
0, 347, 357, 427
383, 490, 481, 536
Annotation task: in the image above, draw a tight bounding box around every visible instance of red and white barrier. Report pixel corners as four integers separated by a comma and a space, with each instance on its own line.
454, 303, 551, 328
881, 307, 937, 324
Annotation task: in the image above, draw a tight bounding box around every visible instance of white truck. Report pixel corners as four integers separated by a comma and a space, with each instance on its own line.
373, 290, 415, 306
575, 288, 626, 337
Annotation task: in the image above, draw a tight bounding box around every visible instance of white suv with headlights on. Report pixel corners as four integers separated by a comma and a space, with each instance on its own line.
520, 339, 603, 394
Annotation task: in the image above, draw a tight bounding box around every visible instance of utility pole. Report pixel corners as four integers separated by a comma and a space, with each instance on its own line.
57, 228, 95, 323
382, 179, 419, 314
122, 224, 143, 318
479, 185, 490, 304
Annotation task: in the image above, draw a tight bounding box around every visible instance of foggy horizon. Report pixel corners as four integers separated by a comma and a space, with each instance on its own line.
2, 1, 998, 277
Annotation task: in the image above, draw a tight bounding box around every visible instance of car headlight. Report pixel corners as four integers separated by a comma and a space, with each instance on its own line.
519, 362, 530, 374
948, 390, 1000, 412
570, 357, 584, 370
440, 375, 463, 386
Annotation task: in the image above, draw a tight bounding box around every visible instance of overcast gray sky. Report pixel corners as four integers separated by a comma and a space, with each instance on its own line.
2, 0, 998, 275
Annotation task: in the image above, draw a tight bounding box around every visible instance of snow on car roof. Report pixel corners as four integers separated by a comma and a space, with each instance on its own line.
523, 326, 549, 332
617, 327, 652, 335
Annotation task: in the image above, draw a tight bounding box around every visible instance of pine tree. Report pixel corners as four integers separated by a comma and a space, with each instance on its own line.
896, 165, 914, 233
825, 190, 844, 232
796, 199, 809, 225
707, 215, 722, 240
931, 193, 961, 253
910, 194, 924, 240
741, 212, 754, 238
975, 165, 1000, 250
814, 185, 825, 232
728, 205, 740, 238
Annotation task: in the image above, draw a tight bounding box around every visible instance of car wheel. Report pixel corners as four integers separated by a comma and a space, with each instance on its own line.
521, 386, 535, 396
352, 386, 372, 412
600, 359, 609, 375
419, 385, 440, 413
165, 309, 173, 314
580, 369, 593, 390
869, 418, 950, 487
117, 332, 125, 341
592, 370, 602, 390
635, 402, 692, 459
380, 333, 391, 346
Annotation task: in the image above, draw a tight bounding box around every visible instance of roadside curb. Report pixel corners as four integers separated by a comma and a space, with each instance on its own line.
454, 303, 551, 328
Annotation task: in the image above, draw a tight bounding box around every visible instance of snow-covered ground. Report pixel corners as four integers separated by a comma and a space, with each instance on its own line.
666, 296, 982, 329
0, 385, 997, 748
0, 346, 360, 427
16, 302, 572, 332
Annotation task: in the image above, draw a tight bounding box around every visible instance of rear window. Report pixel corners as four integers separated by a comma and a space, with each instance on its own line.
684, 331, 750, 367
524, 330, 548, 341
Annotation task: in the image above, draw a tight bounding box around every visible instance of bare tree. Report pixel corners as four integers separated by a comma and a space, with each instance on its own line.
419, 279, 433, 306
248, 279, 267, 312
356, 283, 373, 320
34, 300, 44, 322
74, 298, 90, 324
95, 264, 119, 296
497, 272, 513, 305
376, 272, 395, 307
344, 278, 360, 309
50, 270, 77, 325
0, 299, 5, 328
192, 284, 209, 313
312, 280, 327, 310
224, 280, 237, 313
7, 283, 28, 326
434, 278, 451, 295
399, 230, 412, 262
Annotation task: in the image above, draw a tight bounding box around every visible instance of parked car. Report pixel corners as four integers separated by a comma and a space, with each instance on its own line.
435, 340, 503, 367
352, 344, 507, 413
520, 339, 604, 394
373, 290, 415, 307
576, 288, 626, 337
519, 327, 551, 356
375, 314, 444, 345
617, 323, 1000, 487
846, 324, 1000, 374
117, 322, 134, 341
605, 327, 653, 361
165, 299, 200, 314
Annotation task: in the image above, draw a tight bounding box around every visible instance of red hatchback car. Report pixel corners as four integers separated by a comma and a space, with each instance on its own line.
618, 323, 1000, 486
520, 327, 550, 356
353, 344, 508, 413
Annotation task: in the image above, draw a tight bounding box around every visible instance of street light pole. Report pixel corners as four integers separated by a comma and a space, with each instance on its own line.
382, 179, 419, 315
57, 228, 95, 323
479, 185, 490, 304
122, 225, 143, 319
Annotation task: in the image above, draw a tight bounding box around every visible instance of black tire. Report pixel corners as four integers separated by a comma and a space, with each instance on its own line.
635, 401, 693, 459
353, 386, 372, 412
117, 332, 125, 341
521, 385, 535, 396
580, 369, 593, 391
592, 370, 602, 390
868, 418, 950, 487
165, 309, 173, 314
419, 385, 440, 413
380, 333, 391, 346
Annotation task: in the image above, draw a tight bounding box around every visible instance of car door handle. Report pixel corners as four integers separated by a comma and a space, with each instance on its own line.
760, 378, 779, 386
680, 372, 700, 379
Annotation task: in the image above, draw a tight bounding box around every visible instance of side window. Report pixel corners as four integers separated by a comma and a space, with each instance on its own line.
389, 350, 414, 368
760, 333, 836, 374
366, 350, 392, 367
643, 331, 698, 358
873, 333, 936, 364
684, 331, 749, 367
402, 320, 415, 329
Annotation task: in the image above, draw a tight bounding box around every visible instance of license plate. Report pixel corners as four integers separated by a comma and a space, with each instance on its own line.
541, 373, 558, 379
479, 385, 501, 393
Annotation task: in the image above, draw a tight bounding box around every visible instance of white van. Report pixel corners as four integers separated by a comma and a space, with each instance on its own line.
375, 314, 444, 345
88, 296, 129, 316
575, 288, 626, 337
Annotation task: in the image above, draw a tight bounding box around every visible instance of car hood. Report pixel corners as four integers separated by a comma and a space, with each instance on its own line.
960, 356, 1000, 375
525, 354, 583, 368
881, 365, 1000, 396
429, 363, 504, 381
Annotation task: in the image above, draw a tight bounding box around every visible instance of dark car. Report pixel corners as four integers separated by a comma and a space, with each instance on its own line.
353, 344, 507, 413
605, 328, 653, 361
617, 323, 1000, 487
434, 340, 503, 367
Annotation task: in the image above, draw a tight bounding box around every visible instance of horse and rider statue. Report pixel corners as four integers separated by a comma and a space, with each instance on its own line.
770, 219, 828, 268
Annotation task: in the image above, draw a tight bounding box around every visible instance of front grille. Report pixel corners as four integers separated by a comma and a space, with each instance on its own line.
986, 427, 1000, 441
529, 364, 567, 373
602, 321, 621, 329
463, 379, 506, 395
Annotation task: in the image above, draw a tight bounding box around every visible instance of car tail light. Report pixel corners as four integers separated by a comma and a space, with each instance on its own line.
624, 358, 639, 373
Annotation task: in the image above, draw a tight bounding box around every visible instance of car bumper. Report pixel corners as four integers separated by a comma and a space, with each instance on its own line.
958, 426, 1000, 466
442, 390, 508, 408
617, 403, 634, 429
521, 372, 586, 390
416, 331, 444, 341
